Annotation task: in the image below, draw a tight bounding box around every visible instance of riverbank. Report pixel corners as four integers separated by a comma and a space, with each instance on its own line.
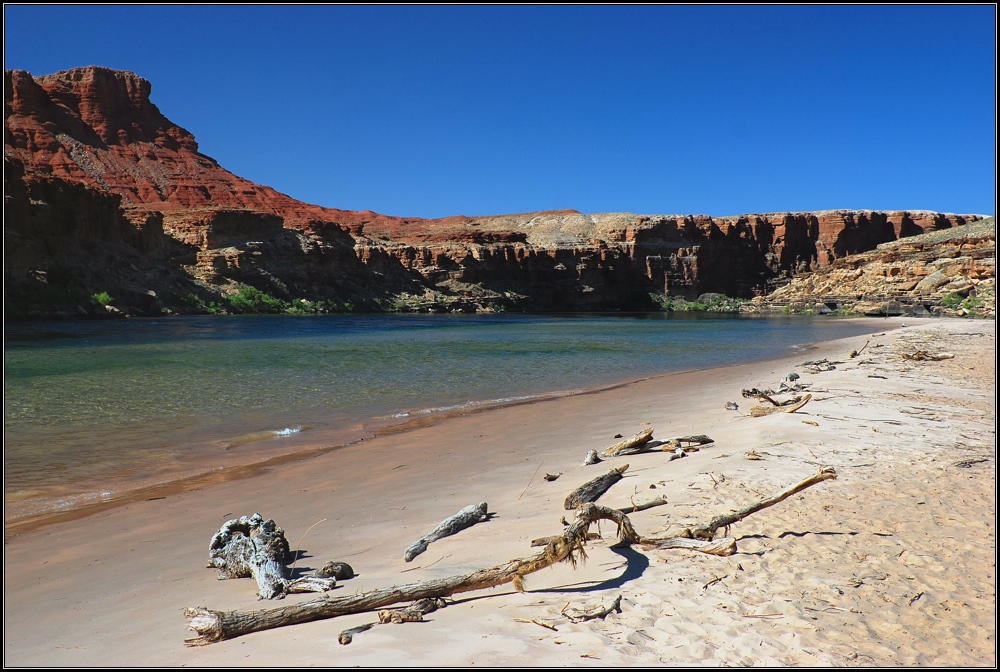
3, 317, 994, 666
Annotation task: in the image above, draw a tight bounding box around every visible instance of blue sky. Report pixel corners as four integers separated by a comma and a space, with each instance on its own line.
4, 5, 996, 218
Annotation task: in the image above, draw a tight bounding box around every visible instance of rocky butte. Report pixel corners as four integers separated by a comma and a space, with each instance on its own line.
4, 66, 987, 318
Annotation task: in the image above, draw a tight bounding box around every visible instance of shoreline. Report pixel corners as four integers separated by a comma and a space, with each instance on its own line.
3, 317, 994, 666
3, 315, 887, 536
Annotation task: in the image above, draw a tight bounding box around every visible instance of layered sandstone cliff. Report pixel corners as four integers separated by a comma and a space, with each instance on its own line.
4, 66, 986, 317
753, 218, 995, 318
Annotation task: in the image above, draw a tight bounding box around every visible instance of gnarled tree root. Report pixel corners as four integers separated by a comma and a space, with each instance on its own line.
208, 513, 336, 600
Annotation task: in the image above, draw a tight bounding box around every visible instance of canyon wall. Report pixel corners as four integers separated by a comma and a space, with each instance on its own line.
4, 67, 984, 317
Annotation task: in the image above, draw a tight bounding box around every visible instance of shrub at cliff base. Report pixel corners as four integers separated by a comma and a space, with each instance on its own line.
652, 292, 748, 313
227, 285, 288, 314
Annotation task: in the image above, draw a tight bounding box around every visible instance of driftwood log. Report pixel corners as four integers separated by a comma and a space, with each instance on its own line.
404, 503, 489, 562
185, 468, 839, 645
902, 351, 955, 361
602, 428, 654, 457
208, 514, 336, 599
185, 502, 641, 645
564, 464, 629, 510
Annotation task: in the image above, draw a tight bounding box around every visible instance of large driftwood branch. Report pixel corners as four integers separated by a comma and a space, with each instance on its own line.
564, 464, 629, 510
404, 503, 489, 562
208, 514, 335, 599
601, 428, 654, 457
185, 503, 639, 645
691, 467, 837, 539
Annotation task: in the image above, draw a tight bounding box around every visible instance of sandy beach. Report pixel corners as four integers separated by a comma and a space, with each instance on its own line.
3, 317, 995, 667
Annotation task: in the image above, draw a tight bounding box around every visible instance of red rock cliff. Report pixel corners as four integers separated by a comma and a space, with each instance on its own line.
4, 66, 985, 316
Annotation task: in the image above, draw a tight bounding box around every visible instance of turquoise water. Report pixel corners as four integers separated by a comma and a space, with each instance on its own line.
4, 313, 879, 522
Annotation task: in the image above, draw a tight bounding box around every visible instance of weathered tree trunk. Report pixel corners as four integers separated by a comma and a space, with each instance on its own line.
208, 514, 335, 599
564, 464, 629, 510
602, 428, 654, 457
185, 503, 640, 645
404, 502, 489, 562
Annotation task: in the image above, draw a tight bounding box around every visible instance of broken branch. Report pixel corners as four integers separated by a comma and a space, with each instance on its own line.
691, 467, 837, 539
404, 503, 489, 562
602, 428, 654, 457
564, 464, 629, 510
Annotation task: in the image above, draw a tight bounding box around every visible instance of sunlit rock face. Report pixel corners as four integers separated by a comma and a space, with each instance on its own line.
5, 66, 983, 316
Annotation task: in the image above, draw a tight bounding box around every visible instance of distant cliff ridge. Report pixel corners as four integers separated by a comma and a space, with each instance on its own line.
4, 66, 985, 317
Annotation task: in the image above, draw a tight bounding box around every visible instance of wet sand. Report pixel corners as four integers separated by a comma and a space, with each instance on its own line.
3, 317, 995, 666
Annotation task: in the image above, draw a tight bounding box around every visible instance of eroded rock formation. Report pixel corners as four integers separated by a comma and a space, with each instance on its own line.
4, 66, 986, 317
751, 218, 995, 318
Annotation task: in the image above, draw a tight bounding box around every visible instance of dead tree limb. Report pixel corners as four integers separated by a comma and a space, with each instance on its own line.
404, 503, 489, 562
602, 428, 654, 457
750, 394, 812, 417
641, 536, 737, 556
564, 464, 629, 510
564, 594, 623, 622
691, 467, 837, 539
616, 495, 669, 513
208, 514, 335, 599
902, 351, 955, 361
185, 503, 640, 645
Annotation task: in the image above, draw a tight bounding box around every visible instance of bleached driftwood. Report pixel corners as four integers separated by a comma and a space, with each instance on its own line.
902, 351, 955, 361
208, 514, 336, 600
617, 495, 669, 513
691, 466, 837, 539
612, 434, 715, 457
564, 594, 622, 622
641, 536, 737, 556
564, 464, 629, 510
185, 469, 840, 644
750, 394, 812, 417
185, 502, 641, 645
404, 503, 489, 562
601, 428, 654, 457
662, 435, 714, 450
582, 449, 602, 466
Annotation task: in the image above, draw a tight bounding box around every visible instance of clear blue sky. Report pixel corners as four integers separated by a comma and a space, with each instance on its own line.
4, 5, 996, 218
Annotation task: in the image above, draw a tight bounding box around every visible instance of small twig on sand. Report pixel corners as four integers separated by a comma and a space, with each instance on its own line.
518, 462, 544, 501
514, 618, 558, 631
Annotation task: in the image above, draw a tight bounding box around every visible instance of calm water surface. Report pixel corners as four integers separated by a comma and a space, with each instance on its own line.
4, 313, 879, 522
